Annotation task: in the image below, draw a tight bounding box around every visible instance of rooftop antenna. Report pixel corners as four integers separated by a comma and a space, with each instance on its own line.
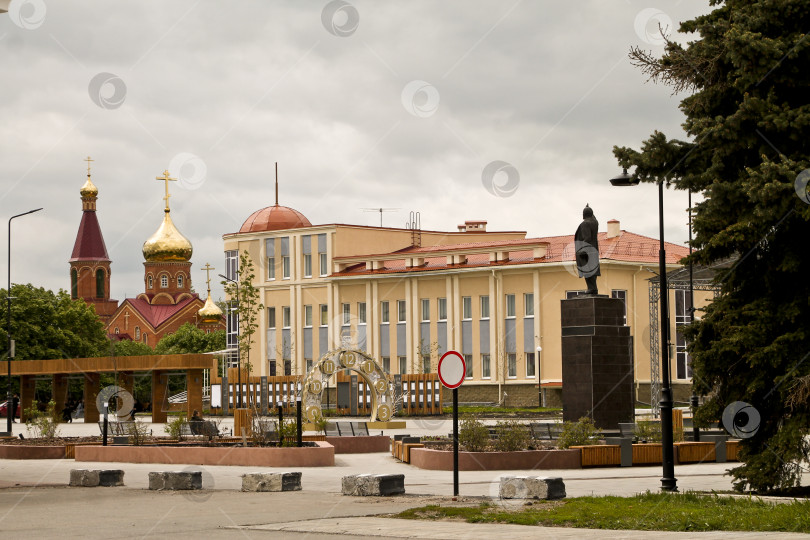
361, 207, 399, 227
275, 162, 279, 206
407, 210, 421, 247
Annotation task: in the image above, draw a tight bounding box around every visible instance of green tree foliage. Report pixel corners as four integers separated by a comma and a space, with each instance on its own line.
154, 323, 225, 354
0, 284, 107, 360
222, 252, 263, 377
112, 339, 154, 357
613, 1, 810, 491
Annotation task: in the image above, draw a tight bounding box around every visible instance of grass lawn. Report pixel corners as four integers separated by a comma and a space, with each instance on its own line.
395, 492, 810, 533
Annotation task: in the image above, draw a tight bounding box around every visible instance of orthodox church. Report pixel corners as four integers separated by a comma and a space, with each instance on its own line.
70, 160, 224, 345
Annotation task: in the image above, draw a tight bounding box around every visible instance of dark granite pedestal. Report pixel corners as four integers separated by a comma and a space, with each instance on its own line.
561, 295, 634, 430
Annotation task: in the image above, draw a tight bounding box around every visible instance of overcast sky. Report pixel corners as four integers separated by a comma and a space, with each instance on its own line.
0, 0, 712, 303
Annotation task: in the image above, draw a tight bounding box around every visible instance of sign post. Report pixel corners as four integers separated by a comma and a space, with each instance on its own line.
438, 351, 465, 497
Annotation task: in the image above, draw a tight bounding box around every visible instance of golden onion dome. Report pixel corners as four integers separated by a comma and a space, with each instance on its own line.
80, 176, 98, 198
142, 210, 193, 262
198, 294, 223, 322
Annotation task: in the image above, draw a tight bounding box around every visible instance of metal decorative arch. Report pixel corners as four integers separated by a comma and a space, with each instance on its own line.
302, 348, 394, 423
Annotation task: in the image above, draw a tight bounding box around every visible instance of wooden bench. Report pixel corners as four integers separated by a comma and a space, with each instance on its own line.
529, 423, 563, 441
97, 421, 134, 436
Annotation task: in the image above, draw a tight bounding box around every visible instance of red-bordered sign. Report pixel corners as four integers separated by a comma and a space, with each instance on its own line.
438, 351, 466, 389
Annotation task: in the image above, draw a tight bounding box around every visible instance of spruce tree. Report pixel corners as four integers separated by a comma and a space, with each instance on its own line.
613, 0, 810, 492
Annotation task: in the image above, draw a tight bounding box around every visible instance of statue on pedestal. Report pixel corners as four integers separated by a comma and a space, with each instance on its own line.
575, 204, 600, 295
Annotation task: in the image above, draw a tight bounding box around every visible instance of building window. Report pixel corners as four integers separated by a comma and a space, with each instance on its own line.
225, 250, 238, 281
319, 253, 327, 276
177, 274, 184, 288
397, 300, 406, 323
226, 303, 239, 367
382, 356, 390, 373
268, 307, 276, 329
304, 254, 312, 278
142, 333, 148, 344
282, 306, 291, 328
526, 352, 536, 378
342, 303, 351, 325
134, 326, 141, 340
675, 289, 692, 379
160, 275, 168, 288
462, 297, 472, 320
508, 353, 517, 378
480, 296, 489, 319
95, 269, 105, 298
506, 294, 516, 318
358, 302, 367, 324
282, 256, 290, 279
612, 290, 627, 325
422, 355, 431, 374
114, 327, 119, 334
320, 304, 328, 326
284, 360, 291, 376
304, 305, 312, 328
481, 354, 490, 379
306, 358, 312, 372
398, 356, 407, 374
421, 299, 430, 322
147, 274, 153, 289
438, 298, 447, 321
524, 293, 534, 317
381, 301, 390, 323
267, 256, 275, 280
70, 268, 78, 299
465, 354, 473, 379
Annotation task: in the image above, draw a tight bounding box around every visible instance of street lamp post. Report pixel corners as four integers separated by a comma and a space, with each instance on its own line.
7, 208, 43, 434
219, 273, 241, 410
610, 169, 677, 492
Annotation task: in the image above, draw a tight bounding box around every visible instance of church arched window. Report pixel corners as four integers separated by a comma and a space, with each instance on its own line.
160, 275, 168, 288
114, 327, 119, 334
70, 268, 78, 299
148, 275, 153, 288
177, 274, 184, 288
95, 269, 105, 298
135, 326, 141, 340
142, 333, 148, 344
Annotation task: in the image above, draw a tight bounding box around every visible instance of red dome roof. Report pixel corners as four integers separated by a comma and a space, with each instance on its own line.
239, 204, 312, 233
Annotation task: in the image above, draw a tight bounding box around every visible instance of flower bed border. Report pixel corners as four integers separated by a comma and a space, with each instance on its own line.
408, 447, 581, 471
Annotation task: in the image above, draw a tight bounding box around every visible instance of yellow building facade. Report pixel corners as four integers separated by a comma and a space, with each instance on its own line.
223, 203, 705, 407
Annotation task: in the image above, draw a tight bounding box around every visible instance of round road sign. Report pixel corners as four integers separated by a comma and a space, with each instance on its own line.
438, 351, 466, 389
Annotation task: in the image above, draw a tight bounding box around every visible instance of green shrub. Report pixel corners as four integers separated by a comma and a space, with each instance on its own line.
458, 414, 489, 452
126, 420, 150, 445
164, 415, 186, 440
493, 420, 531, 452
557, 417, 601, 449
635, 420, 662, 443
279, 418, 298, 447
24, 401, 59, 440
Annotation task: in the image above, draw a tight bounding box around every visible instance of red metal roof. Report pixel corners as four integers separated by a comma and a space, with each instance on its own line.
334, 230, 689, 277
70, 210, 109, 262
124, 296, 199, 329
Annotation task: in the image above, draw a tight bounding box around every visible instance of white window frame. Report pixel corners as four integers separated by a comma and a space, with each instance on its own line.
319, 252, 327, 277
464, 354, 473, 379
304, 305, 312, 328
320, 304, 328, 326
526, 352, 536, 378
397, 300, 406, 323
177, 274, 184, 288
303, 253, 312, 278
462, 296, 472, 320
160, 275, 168, 288
268, 307, 276, 329
381, 301, 390, 324
437, 298, 447, 321
342, 303, 351, 326
480, 295, 490, 320
481, 353, 491, 379
524, 293, 534, 317
506, 294, 516, 318
282, 306, 291, 328
282, 255, 291, 279
358, 302, 367, 325
421, 299, 430, 322
267, 256, 275, 281
507, 353, 517, 378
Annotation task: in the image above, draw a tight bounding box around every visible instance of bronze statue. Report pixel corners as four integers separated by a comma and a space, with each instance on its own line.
575, 204, 600, 295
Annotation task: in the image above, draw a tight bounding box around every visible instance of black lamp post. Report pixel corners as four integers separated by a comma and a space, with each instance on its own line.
7, 208, 43, 434
219, 273, 241, 410
610, 169, 678, 492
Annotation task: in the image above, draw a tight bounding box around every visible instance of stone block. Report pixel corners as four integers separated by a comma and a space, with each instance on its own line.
148, 471, 202, 491
241, 472, 302, 492
499, 476, 566, 500
70, 469, 124, 487
341, 474, 405, 496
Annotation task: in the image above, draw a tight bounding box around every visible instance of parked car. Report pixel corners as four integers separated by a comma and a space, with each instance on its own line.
0, 401, 20, 418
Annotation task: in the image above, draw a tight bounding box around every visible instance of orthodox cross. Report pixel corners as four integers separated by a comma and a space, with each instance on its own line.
202, 263, 215, 294
123, 311, 130, 330
156, 170, 177, 211
84, 156, 94, 177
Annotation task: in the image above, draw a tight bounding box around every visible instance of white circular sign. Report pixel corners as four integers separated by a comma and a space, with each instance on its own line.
438, 351, 466, 389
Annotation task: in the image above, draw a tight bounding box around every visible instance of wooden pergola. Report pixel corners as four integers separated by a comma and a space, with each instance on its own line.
9, 354, 215, 423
